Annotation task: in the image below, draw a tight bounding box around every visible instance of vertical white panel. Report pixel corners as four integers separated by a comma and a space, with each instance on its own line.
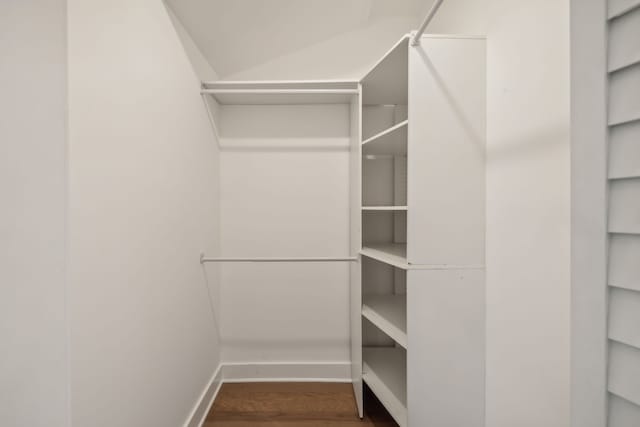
0, 2, 68, 426
350, 91, 363, 417
609, 341, 640, 406
608, 178, 640, 233
609, 121, 640, 179
407, 37, 486, 266
609, 64, 640, 125
571, 1, 609, 427
609, 287, 640, 349
608, 6, 640, 71
609, 234, 640, 292
407, 268, 485, 427
609, 394, 640, 427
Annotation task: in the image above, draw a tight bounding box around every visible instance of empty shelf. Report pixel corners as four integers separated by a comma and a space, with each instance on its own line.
362, 295, 407, 348
200, 80, 359, 105
362, 120, 408, 155
361, 243, 408, 269
363, 347, 407, 427
362, 206, 408, 211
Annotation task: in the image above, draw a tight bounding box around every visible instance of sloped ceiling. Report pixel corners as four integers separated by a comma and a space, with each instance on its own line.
165, 0, 431, 79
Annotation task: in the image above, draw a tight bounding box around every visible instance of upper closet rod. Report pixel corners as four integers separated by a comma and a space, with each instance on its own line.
411, 0, 445, 46
200, 254, 358, 263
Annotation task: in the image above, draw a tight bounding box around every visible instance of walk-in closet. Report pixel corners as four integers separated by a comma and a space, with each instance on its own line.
6, 0, 631, 427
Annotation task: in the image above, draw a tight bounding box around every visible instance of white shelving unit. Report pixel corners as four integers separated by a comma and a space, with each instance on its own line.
360, 244, 408, 269
362, 120, 408, 155
363, 347, 407, 427
353, 34, 486, 427
362, 295, 407, 348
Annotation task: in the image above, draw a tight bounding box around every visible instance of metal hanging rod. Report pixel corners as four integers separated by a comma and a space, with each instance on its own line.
411, 0, 445, 46
200, 254, 358, 264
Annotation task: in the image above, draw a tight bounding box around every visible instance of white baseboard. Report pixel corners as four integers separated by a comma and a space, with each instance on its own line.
183, 361, 351, 426
221, 361, 351, 383
183, 364, 223, 427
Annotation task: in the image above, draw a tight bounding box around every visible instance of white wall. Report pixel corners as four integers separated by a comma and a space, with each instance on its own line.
225, 18, 418, 81
67, 0, 221, 426
217, 105, 352, 371
0, 1, 69, 426
433, 1, 571, 426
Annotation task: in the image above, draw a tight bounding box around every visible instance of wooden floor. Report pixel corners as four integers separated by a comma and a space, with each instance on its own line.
203, 382, 398, 427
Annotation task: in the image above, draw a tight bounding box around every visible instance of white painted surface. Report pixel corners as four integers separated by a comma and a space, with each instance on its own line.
609, 179, 640, 233
609, 394, 640, 427
609, 234, 640, 292
0, 1, 68, 426
609, 64, 640, 125
407, 268, 485, 427
608, 0, 640, 18
362, 295, 407, 348
609, 121, 640, 179
609, 287, 640, 350
221, 362, 351, 383
395, 1, 572, 425
217, 104, 352, 364
570, 1, 609, 427
165, 0, 433, 80
361, 36, 409, 105
363, 347, 407, 427
350, 90, 364, 417
608, 341, 640, 406
407, 37, 486, 266
67, 1, 221, 426
608, 6, 640, 72
607, 3, 640, 423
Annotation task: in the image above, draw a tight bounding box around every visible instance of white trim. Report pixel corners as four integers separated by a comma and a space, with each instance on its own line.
203, 79, 361, 86
183, 364, 223, 427
570, 0, 609, 426
221, 361, 351, 383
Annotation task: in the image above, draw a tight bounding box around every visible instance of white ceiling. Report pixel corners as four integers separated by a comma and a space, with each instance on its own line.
165, 0, 430, 78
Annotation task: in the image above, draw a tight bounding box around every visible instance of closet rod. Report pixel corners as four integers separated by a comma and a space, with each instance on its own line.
200, 255, 358, 263
411, 0, 445, 46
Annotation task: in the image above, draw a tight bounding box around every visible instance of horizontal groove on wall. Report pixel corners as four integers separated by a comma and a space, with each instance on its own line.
608, 63, 640, 126
608, 178, 640, 234
608, 234, 640, 292
609, 392, 640, 427
609, 119, 640, 180
608, 340, 640, 406
609, 0, 640, 19
608, 5, 640, 72
609, 287, 640, 350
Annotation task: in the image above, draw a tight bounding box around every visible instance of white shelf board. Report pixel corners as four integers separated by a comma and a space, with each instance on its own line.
361, 36, 409, 105
362, 120, 408, 155
362, 206, 408, 211
363, 347, 407, 427
360, 243, 408, 269
362, 295, 407, 348
201, 80, 359, 105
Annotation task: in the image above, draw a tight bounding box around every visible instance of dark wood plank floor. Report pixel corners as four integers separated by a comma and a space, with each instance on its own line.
203, 382, 398, 427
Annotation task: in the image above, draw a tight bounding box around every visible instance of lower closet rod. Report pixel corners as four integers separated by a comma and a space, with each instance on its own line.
200, 255, 358, 263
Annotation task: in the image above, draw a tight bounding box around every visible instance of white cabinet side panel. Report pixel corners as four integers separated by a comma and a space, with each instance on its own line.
407, 38, 486, 266
407, 269, 485, 427
350, 91, 363, 417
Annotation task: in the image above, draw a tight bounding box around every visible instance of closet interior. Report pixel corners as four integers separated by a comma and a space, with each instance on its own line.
200, 33, 486, 427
